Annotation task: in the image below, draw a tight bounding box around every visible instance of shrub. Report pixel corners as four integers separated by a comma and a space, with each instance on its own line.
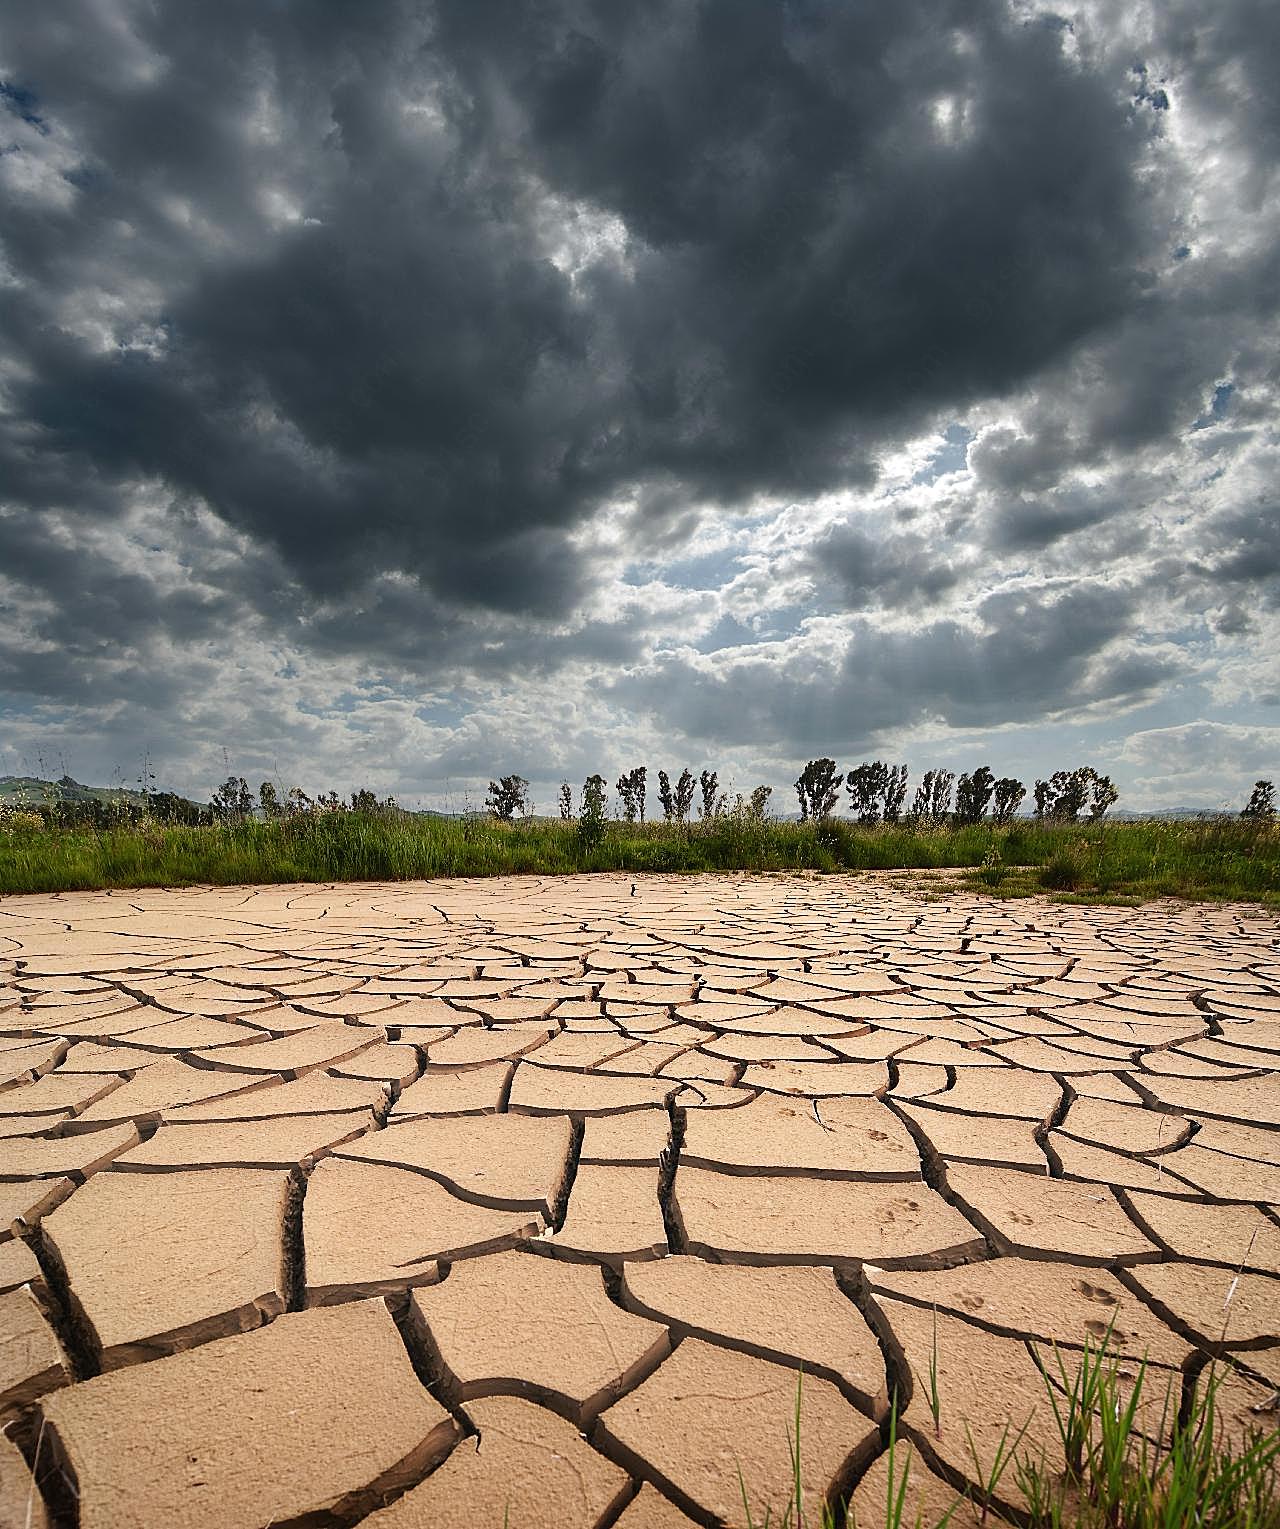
1040, 844, 1087, 890
0, 809, 44, 834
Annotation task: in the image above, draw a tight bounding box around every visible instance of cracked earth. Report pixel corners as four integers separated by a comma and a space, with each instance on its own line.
0, 873, 1278, 1528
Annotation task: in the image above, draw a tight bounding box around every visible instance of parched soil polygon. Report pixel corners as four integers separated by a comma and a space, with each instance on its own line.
1, 874, 1277, 1525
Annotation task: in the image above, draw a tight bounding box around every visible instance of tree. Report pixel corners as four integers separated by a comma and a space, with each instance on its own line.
259, 782, 283, 820
350, 788, 379, 813
558, 781, 573, 820
486, 775, 529, 822
1034, 767, 1114, 822
748, 784, 773, 821
1087, 774, 1119, 822
285, 786, 313, 816
150, 792, 201, 826
657, 770, 676, 821
616, 767, 647, 824
910, 768, 954, 824
991, 777, 1026, 824
954, 766, 996, 825
675, 768, 696, 823
1241, 780, 1275, 820
579, 774, 607, 848
883, 764, 909, 823
846, 762, 890, 824
795, 759, 843, 822
210, 776, 254, 823
699, 770, 721, 820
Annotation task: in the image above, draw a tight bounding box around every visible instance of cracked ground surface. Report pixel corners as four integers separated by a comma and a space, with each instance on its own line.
0, 873, 1277, 1527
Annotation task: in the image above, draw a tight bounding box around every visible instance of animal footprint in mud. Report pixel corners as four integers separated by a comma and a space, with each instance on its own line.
1076, 1280, 1118, 1306
960, 1295, 986, 1312
1008, 1210, 1034, 1226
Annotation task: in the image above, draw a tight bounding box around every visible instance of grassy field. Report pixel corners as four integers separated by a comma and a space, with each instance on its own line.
0, 810, 1276, 905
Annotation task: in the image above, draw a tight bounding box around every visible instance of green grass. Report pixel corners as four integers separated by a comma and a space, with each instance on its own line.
742, 1344, 1280, 1528
0, 810, 1276, 904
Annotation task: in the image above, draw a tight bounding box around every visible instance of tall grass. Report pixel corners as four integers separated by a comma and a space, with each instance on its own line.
0, 811, 1275, 904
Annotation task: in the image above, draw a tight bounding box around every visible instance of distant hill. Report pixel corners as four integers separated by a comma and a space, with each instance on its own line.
0, 774, 202, 811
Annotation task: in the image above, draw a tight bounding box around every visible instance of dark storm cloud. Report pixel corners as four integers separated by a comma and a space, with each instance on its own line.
1, 0, 1278, 798
1197, 504, 1280, 599
983, 492, 1120, 553
806, 521, 962, 609
3, 0, 1165, 632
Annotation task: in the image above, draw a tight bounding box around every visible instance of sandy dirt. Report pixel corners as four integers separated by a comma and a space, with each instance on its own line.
0, 874, 1277, 1526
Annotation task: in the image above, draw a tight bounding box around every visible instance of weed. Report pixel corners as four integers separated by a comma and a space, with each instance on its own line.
977, 847, 1006, 888
925, 1305, 943, 1440
1018, 1341, 1280, 1529
963, 1413, 1034, 1524
1039, 847, 1086, 892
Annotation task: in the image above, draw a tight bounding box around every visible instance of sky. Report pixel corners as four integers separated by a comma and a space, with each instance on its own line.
1, 0, 1277, 814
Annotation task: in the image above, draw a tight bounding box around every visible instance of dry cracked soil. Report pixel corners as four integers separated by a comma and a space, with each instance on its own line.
0, 873, 1277, 1527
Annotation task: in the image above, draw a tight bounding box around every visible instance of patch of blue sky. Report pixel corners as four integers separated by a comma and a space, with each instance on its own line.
622, 546, 744, 591
1191, 381, 1234, 431
692, 606, 809, 654
294, 694, 360, 717
0, 79, 48, 134
414, 699, 462, 726
911, 423, 973, 486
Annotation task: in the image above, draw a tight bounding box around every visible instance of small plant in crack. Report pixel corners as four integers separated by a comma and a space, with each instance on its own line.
962, 1413, 1035, 1526
868, 1392, 964, 1529
920, 1303, 943, 1440
760, 1339, 1280, 1529
735, 1368, 828, 1529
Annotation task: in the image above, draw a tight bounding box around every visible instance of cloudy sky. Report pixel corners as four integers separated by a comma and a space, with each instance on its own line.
1, 0, 1277, 813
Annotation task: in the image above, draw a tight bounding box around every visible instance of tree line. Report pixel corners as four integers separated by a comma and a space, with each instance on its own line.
484, 761, 1130, 827
794, 760, 1119, 825
10, 767, 1274, 832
